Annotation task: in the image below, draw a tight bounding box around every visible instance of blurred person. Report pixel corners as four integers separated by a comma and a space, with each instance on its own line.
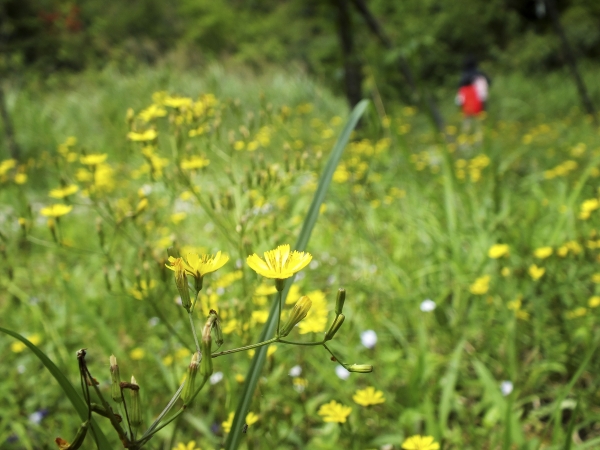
455, 56, 490, 141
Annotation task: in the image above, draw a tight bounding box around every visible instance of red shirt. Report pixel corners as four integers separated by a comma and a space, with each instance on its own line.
458, 85, 484, 116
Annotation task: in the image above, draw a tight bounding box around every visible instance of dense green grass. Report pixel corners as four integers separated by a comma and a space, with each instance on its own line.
2, 63, 600, 449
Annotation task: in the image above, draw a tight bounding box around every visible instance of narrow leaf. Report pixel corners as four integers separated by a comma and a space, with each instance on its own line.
224, 99, 369, 450
0, 326, 113, 450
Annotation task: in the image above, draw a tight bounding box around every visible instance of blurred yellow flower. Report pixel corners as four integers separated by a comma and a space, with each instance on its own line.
172, 441, 201, 450
80, 153, 108, 165
529, 264, 545, 280
222, 412, 258, 433
589, 296, 600, 308
246, 244, 312, 280
318, 400, 352, 423
14, 173, 27, 184
40, 204, 73, 217
49, 184, 79, 198
170, 212, 187, 224
130, 348, 145, 360
534, 247, 553, 259
501, 267, 511, 277
128, 129, 158, 141
180, 156, 210, 170
166, 251, 229, 279
401, 435, 440, 450
470, 275, 490, 295
0, 158, 16, 176
488, 244, 509, 259
10, 334, 41, 353
566, 307, 587, 319
352, 386, 385, 406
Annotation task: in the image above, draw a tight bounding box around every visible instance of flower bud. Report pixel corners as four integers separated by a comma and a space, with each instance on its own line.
170, 257, 191, 311
345, 364, 373, 373
200, 319, 213, 377
280, 296, 312, 337
211, 310, 224, 348
335, 288, 346, 315
324, 314, 345, 341
181, 352, 200, 405
129, 376, 142, 427
109, 355, 122, 403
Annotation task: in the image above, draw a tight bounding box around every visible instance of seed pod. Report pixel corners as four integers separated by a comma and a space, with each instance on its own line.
200, 318, 214, 377
345, 364, 373, 373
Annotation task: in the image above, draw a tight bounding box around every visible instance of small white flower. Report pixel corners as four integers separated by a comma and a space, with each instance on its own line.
28, 411, 43, 424
210, 371, 224, 385
235, 259, 243, 269
500, 381, 514, 396
216, 287, 225, 296
360, 330, 378, 349
309, 260, 319, 270
148, 317, 160, 327
139, 184, 153, 196
289, 365, 302, 377
17, 365, 25, 374
420, 299, 436, 312
295, 271, 306, 281
335, 364, 350, 380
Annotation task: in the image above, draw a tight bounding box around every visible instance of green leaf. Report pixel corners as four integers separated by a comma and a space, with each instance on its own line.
0, 326, 113, 450
224, 99, 369, 450
438, 337, 465, 437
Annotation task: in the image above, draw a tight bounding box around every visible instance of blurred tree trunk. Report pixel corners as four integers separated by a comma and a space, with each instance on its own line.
546, 0, 596, 123
349, 0, 445, 132
333, 0, 363, 108
0, 7, 21, 160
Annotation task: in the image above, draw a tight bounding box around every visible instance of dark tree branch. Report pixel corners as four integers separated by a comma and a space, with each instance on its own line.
333, 0, 363, 108
546, 0, 596, 123
349, 0, 445, 132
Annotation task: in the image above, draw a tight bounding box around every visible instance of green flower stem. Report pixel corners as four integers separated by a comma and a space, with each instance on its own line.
188, 311, 201, 355
276, 290, 282, 337
322, 343, 346, 365
278, 339, 324, 346
137, 375, 209, 446
211, 337, 278, 359
141, 381, 185, 440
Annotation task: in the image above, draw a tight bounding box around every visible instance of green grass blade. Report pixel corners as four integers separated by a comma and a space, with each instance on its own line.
0, 326, 113, 450
224, 99, 369, 450
438, 337, 465, 437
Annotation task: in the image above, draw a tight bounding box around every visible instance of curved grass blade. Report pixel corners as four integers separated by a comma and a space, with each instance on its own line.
224, 99, 369, 450
0, 326, 112, 450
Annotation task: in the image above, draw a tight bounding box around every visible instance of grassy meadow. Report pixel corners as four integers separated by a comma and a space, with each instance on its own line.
2, 64, 600, 449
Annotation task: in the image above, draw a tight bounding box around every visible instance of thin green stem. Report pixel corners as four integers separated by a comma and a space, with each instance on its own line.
211, 337, 278, 358
278, 339, 324, 346
323, 343, 346, 364
142, 381, 185, 439
188, 312, 201, 354
276, 290, 282, 336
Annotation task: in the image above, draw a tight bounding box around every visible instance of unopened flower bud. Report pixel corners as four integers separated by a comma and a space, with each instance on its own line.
324, 314, 345, 341
171, 258, 192, 311
109, 355, 122, 403
129, 376, 142, 427
181, 352, 200, 405
211, 310, 224, 348
345, 364, 373, 373
280, 296, 312, 337
335, 288, 346, 315
200, 318, 214, 377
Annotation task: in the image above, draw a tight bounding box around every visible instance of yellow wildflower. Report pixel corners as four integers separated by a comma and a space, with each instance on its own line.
589, 296, 600, 308
80, 153, 108, 165
298, 290, 328, 334
166, 251, 229, 280
317, 400, 352, 423
470, 275, 490, 295
40, 204, 73, 217
501, 267, 511, 277
10, 334, 41, 353
246, 244, 312, 280
401, 435, 440, 450
222, 412, 258, 433
488, 244, 509, 259
127, 129, 158, 141
14, 173, 27, 184
566, 307, 587, 319
172, 441, 201, 450
592, 273, 600, 283
180, 156, 210, 170
534, 247, 553, 259
352, 386, 385, 406
49, 184, 79, 198
529, 264, 545, 280
130, 348, 145, 360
